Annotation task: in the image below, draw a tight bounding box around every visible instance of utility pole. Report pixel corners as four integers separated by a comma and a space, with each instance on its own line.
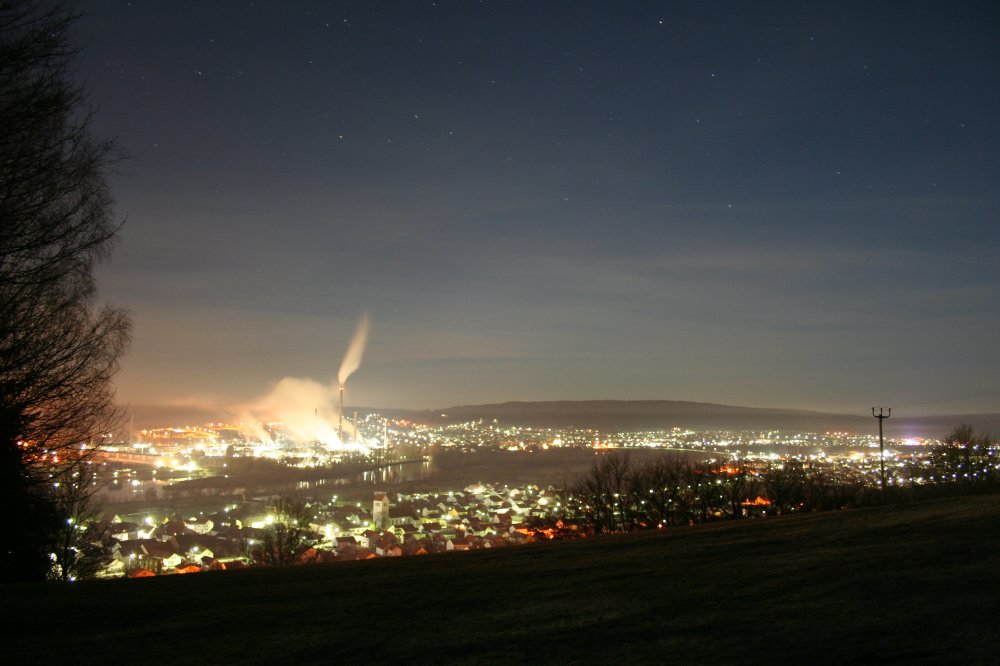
872, 407, 891, 500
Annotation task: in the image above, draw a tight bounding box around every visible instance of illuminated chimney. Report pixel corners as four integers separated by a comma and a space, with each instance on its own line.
338, 383, 344, 440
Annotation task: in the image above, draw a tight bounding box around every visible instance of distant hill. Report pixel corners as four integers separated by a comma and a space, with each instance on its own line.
124, 399, 1000, 439
7, 495, 1000, 664
382, 400, 1000, 438
120, 404, 224, 430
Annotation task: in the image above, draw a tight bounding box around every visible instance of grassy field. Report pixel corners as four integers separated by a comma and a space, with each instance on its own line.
7, 494, 1000, 664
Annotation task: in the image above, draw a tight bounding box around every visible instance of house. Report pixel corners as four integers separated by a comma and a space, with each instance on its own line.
173, 533, 224, 560
426, 536, 449, 554
297, 547, 337, 565
401, 540, 428, 556
184, 517, 214, 535
411, 498, 434, 515
345, 508, 373, 527
397, 524, 421, 540
372, 532, 403, 557
202, 556, 226, 571
510, 522, 533, 535
136, 523, 156, 540
144, 541, 184, 570
117, 539, 175, 574
401, 533, 428, 552
375, 542, 402, 557
389, 504, 420, 528
466, 518, 488, 535
204, 511, 238, 532
507, 530, 530, 544
492, 512, 513, 530
110, 521, 140, 541
484, 535, 508, 549
507, 499, 527, 515
158, 517, 195, 535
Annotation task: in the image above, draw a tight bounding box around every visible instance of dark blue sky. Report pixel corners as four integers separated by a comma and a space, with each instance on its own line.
76, 1, 1000, 414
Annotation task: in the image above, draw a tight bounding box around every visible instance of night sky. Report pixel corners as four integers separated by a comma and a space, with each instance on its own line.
74, 1, 1000, 415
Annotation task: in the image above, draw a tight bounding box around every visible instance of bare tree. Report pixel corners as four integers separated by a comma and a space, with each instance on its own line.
763, 459, 806, 514
571, 458, 614, 534
639, 455, 685, 527
570, 453, 638, 534
47, 466, 114, 581
573, 453, 726, 533
689, 464, 723, 523
1, 0, 131, 581
251, 497, 319, 566
719, 463, 758, 520
604, 452, 637, 532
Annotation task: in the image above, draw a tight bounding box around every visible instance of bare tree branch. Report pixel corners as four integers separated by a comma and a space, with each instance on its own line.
1, 0, 131, 581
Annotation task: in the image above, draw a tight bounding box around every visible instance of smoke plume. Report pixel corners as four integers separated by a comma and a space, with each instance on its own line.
228, 313, 372, 451
338, 312, 370, 386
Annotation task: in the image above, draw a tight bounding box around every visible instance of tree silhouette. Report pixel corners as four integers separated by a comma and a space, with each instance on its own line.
930, 424, 997, 489
251, 497, 319, 566
1, 0, 131, 581
47, 467, 115, 581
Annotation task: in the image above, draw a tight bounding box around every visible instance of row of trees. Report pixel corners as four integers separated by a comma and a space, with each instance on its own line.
566, 425, 999, 535
564, 453, 867, 535
921, 425, 999, 488
2, 0, 131, 581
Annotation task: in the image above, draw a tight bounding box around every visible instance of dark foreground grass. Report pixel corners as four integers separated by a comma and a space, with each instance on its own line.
7, 495, 1000, 664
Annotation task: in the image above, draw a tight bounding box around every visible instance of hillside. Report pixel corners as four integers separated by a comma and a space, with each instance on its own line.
8, 495, 1000, 664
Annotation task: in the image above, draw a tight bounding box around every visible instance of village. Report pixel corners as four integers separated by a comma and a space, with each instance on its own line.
106, 482, 578, 577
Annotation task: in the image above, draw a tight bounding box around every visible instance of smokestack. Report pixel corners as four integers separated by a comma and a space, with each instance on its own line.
338, 383, 344, 440
353, 411, 358, 443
